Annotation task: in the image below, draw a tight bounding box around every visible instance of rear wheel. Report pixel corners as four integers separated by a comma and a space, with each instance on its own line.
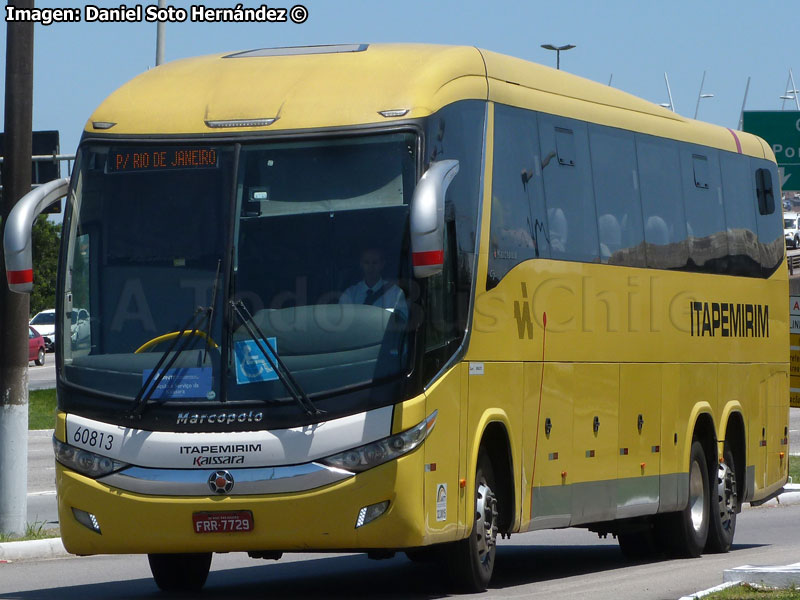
35, 348, 45, 366
659, 440, 710, 557
147, 552, 212, 592
705, 444, 737, 553
446, 451, 498, 592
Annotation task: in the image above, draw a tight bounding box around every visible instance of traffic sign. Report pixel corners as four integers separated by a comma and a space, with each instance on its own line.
790, 295, 800, 407
742, 111, 800, 191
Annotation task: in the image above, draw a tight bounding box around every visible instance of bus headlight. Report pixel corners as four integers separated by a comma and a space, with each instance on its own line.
53, 437, 128, 479
320, 410, 437, 473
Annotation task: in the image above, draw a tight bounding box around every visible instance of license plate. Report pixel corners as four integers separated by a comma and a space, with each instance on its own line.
192, 510, 254, 534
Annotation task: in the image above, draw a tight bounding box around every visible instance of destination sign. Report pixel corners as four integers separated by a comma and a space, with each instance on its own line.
107, 147, 218, 173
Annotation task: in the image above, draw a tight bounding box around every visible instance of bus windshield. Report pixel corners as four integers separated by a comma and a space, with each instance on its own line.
61, 132, 417, 421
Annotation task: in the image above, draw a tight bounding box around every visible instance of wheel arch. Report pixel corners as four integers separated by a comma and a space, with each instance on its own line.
681, 402, 716, 471
720, 407, 747, 505
691, 409, 718, 483
469, 413, 518, 535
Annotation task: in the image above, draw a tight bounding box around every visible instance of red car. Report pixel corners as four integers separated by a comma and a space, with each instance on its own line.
29, 326, 45, 366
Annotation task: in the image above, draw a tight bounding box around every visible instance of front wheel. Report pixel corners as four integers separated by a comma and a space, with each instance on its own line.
35, 348, 45, 366
445, 451, 498, 592
705, 444, 737, 553
148, 553, 212, 592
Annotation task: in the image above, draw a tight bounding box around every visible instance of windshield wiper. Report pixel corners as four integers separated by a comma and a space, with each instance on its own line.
128, 307, 209, 419
230, 300, 324, 418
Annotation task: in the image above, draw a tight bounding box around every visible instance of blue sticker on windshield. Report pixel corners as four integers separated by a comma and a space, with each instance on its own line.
141, 367, 212, 399
234, 339, 279, 384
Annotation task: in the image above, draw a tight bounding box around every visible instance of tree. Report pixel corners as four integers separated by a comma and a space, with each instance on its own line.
30, 215, 60, 316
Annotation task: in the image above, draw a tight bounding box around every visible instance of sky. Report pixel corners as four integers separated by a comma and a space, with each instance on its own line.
1, 0, 799, 166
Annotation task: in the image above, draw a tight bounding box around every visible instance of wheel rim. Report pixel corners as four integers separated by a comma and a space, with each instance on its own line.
38, 349, 44, 363
474, 481, 498, 567
716, 462, 736, 533
689, 458, 706, 533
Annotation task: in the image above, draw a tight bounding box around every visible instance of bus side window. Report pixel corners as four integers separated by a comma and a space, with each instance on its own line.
636, 135, 688, 270
681, 147, 728, 274
756, 168, 775, 215
752, 160, 783, 275
588, 124, 645, 266
538, 116, 599, 263
487, 104, 547, 289
423, 221, 458, 380
720, 152, 760, 277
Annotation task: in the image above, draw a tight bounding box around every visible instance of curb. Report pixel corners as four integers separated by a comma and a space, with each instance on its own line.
0, 537, 67, 562
723, 562, 800, 588
755, 482, 800, 507
678, 581, 740, 600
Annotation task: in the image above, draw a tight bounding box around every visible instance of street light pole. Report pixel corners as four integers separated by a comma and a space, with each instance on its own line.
738, 76, 751, 130
662, 72, 675, 113
541, 43, 576, 70
694, 70, 714, 120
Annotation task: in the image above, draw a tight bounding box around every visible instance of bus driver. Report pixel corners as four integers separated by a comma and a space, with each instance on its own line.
339, 247, 408, 319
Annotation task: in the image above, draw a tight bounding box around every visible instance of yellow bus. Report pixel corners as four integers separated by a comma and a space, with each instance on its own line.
4, 44, 789, 592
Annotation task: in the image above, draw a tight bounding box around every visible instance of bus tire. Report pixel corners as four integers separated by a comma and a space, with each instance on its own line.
147, 552, 212, 592
661, 440, 710, 558
705, 444, 737, 553
446, 451, 498, 592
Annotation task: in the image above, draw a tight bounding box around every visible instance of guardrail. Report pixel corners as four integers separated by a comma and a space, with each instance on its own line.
789, 252, 800, 275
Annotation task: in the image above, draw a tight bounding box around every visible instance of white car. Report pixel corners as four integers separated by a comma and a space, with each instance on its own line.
785, 212, 800, 249
70, 308, 91, 349
29, 309, 56, 352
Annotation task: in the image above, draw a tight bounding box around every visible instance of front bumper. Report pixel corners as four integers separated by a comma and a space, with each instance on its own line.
56, 450, 427, 555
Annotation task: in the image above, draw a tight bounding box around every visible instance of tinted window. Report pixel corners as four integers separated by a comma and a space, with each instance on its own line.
488, 105, 548, 288
720, 152, 760, 276
752, 159, 783, 275
538, 115, 599, 263
636, 135, 689, 269
756, 168, 776, 215
681, 148, 728, 273
589, 125, 645, 266
424, 100, 486, 338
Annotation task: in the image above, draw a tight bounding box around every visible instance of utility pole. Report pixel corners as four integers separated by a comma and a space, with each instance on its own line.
0, 0, 34, 536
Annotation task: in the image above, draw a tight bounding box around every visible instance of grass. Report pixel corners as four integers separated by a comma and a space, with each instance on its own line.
28, 388, 57, 430
0, 521, 60, 543
790, 455, 800, 485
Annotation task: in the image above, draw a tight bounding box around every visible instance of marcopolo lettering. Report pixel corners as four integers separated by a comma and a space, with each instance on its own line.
176, 411, 264, 425
689, 301, 769, 338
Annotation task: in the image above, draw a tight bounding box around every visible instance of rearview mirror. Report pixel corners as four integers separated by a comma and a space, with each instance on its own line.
3, 178, 70, 293
409, 160, 459, 278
